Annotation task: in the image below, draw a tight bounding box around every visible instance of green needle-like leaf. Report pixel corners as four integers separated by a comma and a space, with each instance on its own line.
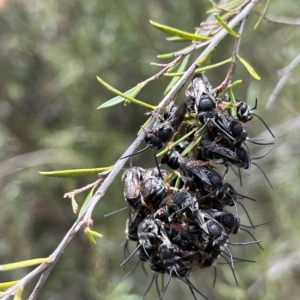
0, 280, 20, 290
0, 258, 51, 271
96, 77, 156, 110
206, 0, 243, 13
97, 85, 145, 109
164, 55, 190, 94
227, 79, 243, 89
164, 58, 232, 77
13, 287, 23, 300
229, 88, 237, 117
39, 166, 113, 177
166, 36, 191, 42
237, 55, 261, 80
149, 20, 210, 42
78, 185, 98, 217
156, 127, 197, 157
197, 47, 216, 66
214, 14, 240, 38
254, 0, 271, 30
86, 228, 103, 244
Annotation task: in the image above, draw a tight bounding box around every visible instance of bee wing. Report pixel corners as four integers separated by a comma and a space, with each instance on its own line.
212, 144, 239, 161
169, 102, 188, 130
189, 166, 211, 186
193, 210, 209, 234
179, 157, 211, 185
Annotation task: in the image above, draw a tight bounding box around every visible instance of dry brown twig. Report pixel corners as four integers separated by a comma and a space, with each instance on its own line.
1, 1, 263, 299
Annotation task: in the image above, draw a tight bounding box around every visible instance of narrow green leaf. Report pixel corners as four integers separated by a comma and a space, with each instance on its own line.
181, 133, 203, 157
39, 166, 113, 177
156, 127, 197, 158
166, 36, 191, 42
149, 20, 210, 42
197, 47, 216, 66
206, 0, 243, 13
97, 85, 144, 109
13, 287, 23, 300
229, 88, 237, 117
175, 176, 181, 189
0, 280, 20, 290
214, 14, 240, 38
96, 77, 156, 110
164, 58, 232, 77
227, 79, 243, 89
164, 55, 190, 95
78, 185, 98, 217
237, 55, 261, 80
86, 228, 103, 244
254, 0, 271, 30
0, 258, 51, 271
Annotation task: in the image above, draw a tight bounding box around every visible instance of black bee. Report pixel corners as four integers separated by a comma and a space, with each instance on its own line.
179, 158, 238, 207
122, 167, 145, 210
185, 74, 235, 141
161, 141, 190, 170
140, 170, 167, 209
145, 102, 188, 150
236, 98, 275, 138
138, 215, 159, 252
202, 208, 240, 234
125, 207, 150, 242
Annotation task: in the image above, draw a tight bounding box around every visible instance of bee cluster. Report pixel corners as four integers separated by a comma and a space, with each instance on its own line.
121, 74, 273, 298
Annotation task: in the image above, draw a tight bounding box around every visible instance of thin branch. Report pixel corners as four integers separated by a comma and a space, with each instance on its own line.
2, 1, 262, 299
266, 53, 300, 109
139, 55, 185, 85
214, 18, 246, 93
256, 13, 300, 26
63, 171, 110, 199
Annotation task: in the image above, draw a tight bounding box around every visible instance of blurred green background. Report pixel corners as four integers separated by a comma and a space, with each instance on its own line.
0, 0, 300, 299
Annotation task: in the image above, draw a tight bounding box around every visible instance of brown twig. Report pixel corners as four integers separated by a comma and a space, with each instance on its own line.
214, 18, 246, 93
1, 1, 262, 299
266, 53, 300, 109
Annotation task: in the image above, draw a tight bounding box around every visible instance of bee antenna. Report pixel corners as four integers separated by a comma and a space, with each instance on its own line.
155, 273, 161, 298
238, 167, 242, 187
121, 145, 149, 160
154, 151, 163, 180
224, 244, 235, 270
120, 244, 140, 267
142, 262, 148, 277
241, 221, 271, 228
227, 240, 261, 246
240, 228, 264, 251
140, 273, 156, 300
213, 266, 217, 288
252, 113, 275, 138
120, 260, 141, 282
221, 251, 256, 263
252, 147, 273, 160
173, 271, 197, 300
237, 201, 255, 229
185, 277, 210, 300
247, 139, 274, 146
230, 190, 257, 201
104, 206, 128, 218
250, 98, 258, 110
159, 270, 172, 299
252, 162, 273, 188
220, 253, 238, 286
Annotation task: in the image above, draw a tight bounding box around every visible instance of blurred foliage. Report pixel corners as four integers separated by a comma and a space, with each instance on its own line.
0, 0, 300, 299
